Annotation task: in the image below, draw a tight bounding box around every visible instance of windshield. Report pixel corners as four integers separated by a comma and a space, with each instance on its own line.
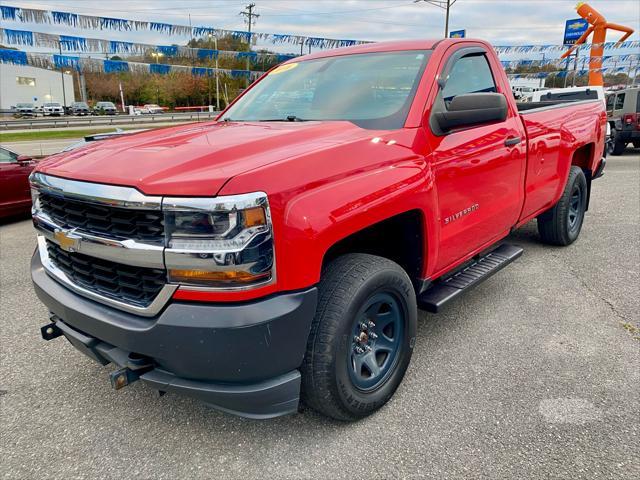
17, 103, 33, 108
44, 103, 60, 107
73, 102, 88, 107
223, 50, 431, 130
97, 102, 114, 107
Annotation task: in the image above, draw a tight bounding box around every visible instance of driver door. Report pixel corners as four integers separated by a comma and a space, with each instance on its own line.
427, 48, 526, 273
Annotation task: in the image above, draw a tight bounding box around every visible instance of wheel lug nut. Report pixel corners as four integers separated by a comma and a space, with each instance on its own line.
364, 345, 372, 352
354, 336, 361, 343
354, 346, 365, 354
367, 321, 376, 328
359, 322, 368, 331
368, 332, 378, 339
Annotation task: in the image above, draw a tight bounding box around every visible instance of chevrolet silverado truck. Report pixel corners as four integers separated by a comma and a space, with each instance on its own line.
30, 39, 606, 421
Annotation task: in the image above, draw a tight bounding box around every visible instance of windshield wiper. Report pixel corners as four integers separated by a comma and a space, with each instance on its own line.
257, 115, 308, 122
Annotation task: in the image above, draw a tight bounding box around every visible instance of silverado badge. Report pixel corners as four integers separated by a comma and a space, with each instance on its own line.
54, 228, 81, 252
444, 203, 479, 225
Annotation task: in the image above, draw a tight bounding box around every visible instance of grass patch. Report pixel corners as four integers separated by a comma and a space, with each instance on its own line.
620, 322, 639, 341
0, 128, 129, 142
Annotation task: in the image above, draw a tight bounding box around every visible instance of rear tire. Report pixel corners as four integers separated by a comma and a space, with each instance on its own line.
608, 129, 626, 155
537, 166, 587, 246
301, 254, 417, 421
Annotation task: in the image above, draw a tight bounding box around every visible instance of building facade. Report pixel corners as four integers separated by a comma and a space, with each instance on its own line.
0, 64, 75, 110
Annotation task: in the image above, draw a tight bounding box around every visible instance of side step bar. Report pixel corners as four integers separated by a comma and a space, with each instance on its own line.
418, 244, 523, 313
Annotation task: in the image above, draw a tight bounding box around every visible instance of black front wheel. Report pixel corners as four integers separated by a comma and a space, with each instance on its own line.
301, 254, 417, 421
537, 166, 587, 246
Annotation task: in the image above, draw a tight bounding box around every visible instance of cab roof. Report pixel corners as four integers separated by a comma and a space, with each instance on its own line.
289, 39, 444, 63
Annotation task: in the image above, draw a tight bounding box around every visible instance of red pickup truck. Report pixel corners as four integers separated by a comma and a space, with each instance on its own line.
31, 39, 606, 421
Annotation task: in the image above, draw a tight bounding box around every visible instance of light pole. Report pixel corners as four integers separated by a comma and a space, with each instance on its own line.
208, 33, 220, 110
414, 0, 458, 38
151, 52, 164, 104
58, 42, 68, 107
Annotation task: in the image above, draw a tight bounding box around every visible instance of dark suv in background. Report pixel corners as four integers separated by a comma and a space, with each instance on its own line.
606, 87, 640, 155
93, 101, 118, 115
70, 102, 90, 116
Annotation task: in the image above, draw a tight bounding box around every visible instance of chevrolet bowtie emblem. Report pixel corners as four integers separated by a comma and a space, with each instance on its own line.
54, 229, 81, 252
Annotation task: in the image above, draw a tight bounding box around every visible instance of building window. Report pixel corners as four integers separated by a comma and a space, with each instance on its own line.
16, 76, 36, 87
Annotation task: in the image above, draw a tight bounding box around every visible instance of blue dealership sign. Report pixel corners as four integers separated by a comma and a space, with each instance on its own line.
449, 29, 466, 38
563, 18, 589, 45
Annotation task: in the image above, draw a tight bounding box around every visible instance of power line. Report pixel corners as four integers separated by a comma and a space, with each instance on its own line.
414, 0, 458, 37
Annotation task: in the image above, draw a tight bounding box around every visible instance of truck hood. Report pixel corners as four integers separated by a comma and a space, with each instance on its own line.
37, 121, 370, 196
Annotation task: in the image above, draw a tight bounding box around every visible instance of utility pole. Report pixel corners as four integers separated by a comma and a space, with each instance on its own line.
571, 47, 579, 87
58, 42, 67, 107
240, 3, 259, 86
414, 0, 458, 38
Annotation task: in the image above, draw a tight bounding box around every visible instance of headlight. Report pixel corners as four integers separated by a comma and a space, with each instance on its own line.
163, 192, 275, 289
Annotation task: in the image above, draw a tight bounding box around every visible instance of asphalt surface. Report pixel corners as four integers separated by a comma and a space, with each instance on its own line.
1, 138, 83, 157
1, 151, 639, 480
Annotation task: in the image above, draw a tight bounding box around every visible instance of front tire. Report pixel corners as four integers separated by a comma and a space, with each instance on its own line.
537, 166, 587, 246
301, 254, 417, 421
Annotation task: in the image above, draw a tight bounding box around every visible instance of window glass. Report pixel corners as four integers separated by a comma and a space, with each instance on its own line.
606, 94, 615, 111
0, 148, 18, 163
442, 54, 496, 103
16, 76, 36, 86
223, 50, 430, 130
614, 93, 625, 110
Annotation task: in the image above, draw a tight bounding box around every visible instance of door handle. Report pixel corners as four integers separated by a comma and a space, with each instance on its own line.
504, 136, 521, 147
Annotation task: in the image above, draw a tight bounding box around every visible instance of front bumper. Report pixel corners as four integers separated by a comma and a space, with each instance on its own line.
32, 252, 318, 418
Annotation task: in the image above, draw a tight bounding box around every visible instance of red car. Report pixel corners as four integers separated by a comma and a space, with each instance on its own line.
30, 39, 606, 420
0, 146, 36, 218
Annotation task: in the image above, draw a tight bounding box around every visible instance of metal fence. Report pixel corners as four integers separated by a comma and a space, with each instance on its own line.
0, 112, 220, 130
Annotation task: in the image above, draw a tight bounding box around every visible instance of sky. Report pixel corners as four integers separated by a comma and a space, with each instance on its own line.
1, 0, 639, 58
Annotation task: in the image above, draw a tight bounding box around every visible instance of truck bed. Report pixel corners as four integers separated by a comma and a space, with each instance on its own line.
517, 98, 605, 222
516, 99, 599, 112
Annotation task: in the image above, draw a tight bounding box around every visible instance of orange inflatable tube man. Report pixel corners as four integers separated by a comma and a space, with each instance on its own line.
561, 2, 634, 86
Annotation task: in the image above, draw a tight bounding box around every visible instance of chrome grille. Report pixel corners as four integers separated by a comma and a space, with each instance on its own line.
45, 240, 166, 308
39, 192, 164, 243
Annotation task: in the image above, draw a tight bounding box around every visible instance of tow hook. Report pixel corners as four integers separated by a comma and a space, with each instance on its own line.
110, 368, 141, 390
40, 322, 63, 341
109, 353, 154, 391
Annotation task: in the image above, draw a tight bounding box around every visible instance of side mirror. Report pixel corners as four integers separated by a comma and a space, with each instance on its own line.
17, 154, 33, 165
435, 93, 508, 132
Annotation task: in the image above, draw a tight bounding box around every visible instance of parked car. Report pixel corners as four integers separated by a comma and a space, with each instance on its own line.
0, 146, 37, 218
93, 101, 118, 115
605, 87, 640, 155
15, 102, 37, 116
30, 38, 606, 421
142, 104, 164, 114
70, 102, 90, 116
42, 102, 64, 116
512, 85, 548, 102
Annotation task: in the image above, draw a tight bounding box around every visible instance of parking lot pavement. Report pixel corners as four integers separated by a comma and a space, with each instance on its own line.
0, 138, 82, 156
1, 152, 638, 480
